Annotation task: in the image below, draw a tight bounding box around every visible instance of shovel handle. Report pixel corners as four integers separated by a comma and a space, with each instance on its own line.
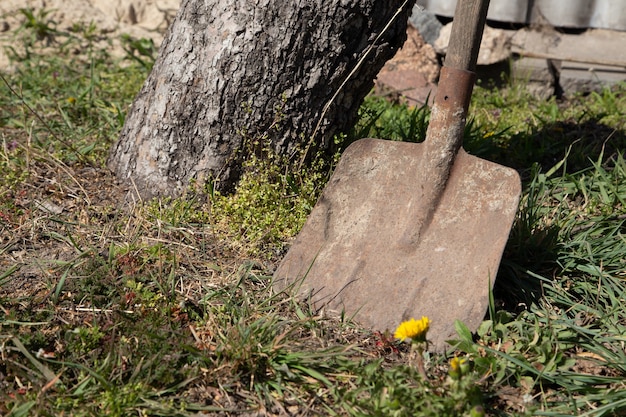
446, 0, 491, 72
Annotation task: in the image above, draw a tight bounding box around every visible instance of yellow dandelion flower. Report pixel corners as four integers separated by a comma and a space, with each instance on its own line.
449, 356, 463, 380
449, 356, 470, 380
450, 356, 462, 373
394, 316, 430, 343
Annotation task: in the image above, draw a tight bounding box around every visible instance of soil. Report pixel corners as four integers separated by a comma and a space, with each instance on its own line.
0, 0, 179, 69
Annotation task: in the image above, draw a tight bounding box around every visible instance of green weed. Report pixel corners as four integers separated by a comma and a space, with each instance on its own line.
210, 142, 332, 256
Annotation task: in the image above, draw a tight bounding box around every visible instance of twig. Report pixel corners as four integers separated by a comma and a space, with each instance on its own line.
60, 306, 135, 314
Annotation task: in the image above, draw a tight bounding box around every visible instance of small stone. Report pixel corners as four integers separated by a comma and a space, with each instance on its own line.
435, 23, 512, 65
409, 7, 442, 46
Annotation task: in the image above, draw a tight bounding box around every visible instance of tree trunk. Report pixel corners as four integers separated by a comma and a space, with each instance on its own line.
108, 0, 415, 198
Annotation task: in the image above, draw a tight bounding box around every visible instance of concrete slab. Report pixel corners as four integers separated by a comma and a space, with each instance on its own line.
509, 28, 626, 96
511, 28, 626, 68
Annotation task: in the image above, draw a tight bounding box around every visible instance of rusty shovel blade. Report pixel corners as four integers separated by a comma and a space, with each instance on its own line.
273, 138, 520, 351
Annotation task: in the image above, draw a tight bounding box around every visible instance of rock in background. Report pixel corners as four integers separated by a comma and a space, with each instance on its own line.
375, 25, 439, 106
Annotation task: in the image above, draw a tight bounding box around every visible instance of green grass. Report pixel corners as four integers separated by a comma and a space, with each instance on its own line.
2, 11, 626, 416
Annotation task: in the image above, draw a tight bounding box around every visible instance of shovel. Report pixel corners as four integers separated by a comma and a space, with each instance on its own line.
274, 0, 521, 351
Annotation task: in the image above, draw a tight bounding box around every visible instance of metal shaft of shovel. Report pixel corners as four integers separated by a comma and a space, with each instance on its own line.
401, 0, 491, 247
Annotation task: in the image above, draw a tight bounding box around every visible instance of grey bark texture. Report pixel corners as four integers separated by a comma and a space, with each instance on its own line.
108, 0, 415, 197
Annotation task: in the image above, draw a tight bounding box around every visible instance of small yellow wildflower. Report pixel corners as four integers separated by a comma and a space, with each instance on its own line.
450, 356, 462, 372
449, 356, 463, 380
449, 356, 470, 380
67, 96, 76, 104
394, 316, 430, 343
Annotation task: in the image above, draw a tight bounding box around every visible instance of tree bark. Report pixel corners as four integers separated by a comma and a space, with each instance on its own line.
108, 0, 415, 198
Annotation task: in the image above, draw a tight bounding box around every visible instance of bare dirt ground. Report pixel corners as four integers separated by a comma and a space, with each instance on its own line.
0, 0, 178, 69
